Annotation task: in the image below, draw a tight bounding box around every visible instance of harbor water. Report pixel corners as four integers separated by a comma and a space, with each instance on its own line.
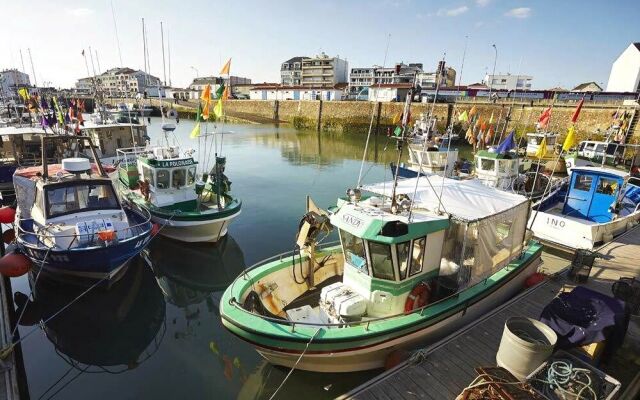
9, 118, 473, 399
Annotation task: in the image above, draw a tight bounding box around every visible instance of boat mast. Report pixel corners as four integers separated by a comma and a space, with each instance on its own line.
160, 22, 167, 86
390, 86, 414, 213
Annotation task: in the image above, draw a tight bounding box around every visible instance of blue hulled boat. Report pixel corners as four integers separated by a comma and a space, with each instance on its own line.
14, 136, 153, 282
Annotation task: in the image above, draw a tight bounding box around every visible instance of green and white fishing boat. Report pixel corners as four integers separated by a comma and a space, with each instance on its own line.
116, 123, 241, 243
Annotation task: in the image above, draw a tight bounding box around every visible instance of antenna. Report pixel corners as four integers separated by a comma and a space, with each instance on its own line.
167, 28, 172, 87
142, 18, 148, 89
110, 0, 124, 66
160, 22, 167, 86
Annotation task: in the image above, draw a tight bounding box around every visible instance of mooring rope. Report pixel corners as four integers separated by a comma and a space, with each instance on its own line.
268, 328, 322, 400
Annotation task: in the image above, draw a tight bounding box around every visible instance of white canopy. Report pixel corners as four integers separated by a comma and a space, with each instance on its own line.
363, 176, 528, 222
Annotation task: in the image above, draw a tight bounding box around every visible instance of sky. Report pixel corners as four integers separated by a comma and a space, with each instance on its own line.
1, 0, 638, 90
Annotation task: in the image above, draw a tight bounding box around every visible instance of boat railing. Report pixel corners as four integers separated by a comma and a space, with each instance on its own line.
116, 146, 148, 169
17, 206, 152, 250
227, 242, 523, 331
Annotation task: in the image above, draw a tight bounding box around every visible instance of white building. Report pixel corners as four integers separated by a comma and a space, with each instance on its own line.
606, 43, 640, 92
0, 69, 30, 98
483, 73, 532, 91
281, 57, 305, 86
349, 63, 422, 94
368, 83, 412, 102
301, 53, 348, 88
249, 84, 346, 101
76, 67, 161, 96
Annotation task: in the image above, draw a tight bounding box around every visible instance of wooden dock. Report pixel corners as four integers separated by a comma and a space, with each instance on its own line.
341, 226, 640, 400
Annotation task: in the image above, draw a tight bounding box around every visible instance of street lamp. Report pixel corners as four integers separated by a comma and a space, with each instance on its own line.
488, 44, 497, 102
190, 66, 199, 78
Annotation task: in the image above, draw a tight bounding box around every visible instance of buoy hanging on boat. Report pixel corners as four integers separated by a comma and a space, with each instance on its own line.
0, 207, 16, 224
405, 282, 431, 312
0, 251, 32, 277
524, 272, 546, 288
151, 223, 160, 236
2, 228, 15, 244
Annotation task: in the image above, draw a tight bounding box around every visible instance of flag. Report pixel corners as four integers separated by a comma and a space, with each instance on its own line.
201, 84, 211, 101
469, 105, 477, 117
458, 110, 468, 122
222, 86, 231, 100
393, 126, 402, 136
18, 88, 29, 101
538, 107, 551, 128
392, 112, 402, 125
52, 97, 64, 125
216, 83, 225, 99
213, 98, 223, 118
201, 85, 211, 120
190, 122, 201, 139
485, 125, 495, 144
489, 112, 494, 124
81, 49, 85, 56
562, 125, 577, 152
535, 137, 548, 158
571, 99, 584, 123
465, 126, 473, 144
496, 131, 516, 154
219, 58, 231, 75
480, 119, 487, 133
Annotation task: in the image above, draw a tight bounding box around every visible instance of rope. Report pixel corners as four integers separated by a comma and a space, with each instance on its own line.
268, 328, 322, 400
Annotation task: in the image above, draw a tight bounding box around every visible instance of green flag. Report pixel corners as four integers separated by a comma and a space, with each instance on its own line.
52, 97, 64, 125
215, 83, 225, 99
393, 126, 402, 137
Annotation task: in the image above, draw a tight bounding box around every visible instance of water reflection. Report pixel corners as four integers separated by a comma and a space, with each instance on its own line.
14, 260, 166, 395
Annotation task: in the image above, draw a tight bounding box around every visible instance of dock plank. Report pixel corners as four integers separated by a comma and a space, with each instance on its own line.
343, 226, 640, 400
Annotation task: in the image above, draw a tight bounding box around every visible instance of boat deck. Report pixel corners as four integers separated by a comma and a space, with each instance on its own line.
341, 226, 640, 400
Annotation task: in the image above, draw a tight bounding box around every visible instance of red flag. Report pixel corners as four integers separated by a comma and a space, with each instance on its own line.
571, 99, 584, 123
538, 107, 552, 128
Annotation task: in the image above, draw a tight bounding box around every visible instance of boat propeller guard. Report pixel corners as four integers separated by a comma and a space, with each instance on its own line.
405, 281, 431, 312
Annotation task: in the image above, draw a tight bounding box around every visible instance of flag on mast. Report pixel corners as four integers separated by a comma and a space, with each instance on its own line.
201, 84, 211, 120
190, 103, 202, 138
571, 99, 584, 123
219, 58, 231, 75
535, 137, 548, 158
213, 98, 223, 118
562, 125, 577, 151
458, 110, 468, 122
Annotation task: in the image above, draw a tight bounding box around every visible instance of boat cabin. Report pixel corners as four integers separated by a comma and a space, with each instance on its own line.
570, 141, 640, 170
80, 122, 147, 162
15, 158, 134, 249
525, 132, 558, 157
562, 167, 639, 223
407, 145, 458, 177
329, 200, 449, 318
474, 149, 519, 190
117, 145, 199, 209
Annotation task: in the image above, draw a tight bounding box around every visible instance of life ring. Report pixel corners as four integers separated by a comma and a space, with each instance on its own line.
405, 281, 431, 312
166, 108, 178, 119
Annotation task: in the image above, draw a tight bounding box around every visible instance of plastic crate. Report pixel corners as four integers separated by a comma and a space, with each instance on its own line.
525, 350, 621, 400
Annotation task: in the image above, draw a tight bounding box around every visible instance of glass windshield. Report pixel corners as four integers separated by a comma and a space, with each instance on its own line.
46, 182, 119, 218
574, 175, 593, 192
172, 169, 186, 189
409, 237, 426, 277
369, 241, 394, 280
340, 229, 367, 273
156, 169, 169, 189
480, 158, 495, 171
596, 177, 618, 195
398, 242, 410, 280
187, 167, 196, 185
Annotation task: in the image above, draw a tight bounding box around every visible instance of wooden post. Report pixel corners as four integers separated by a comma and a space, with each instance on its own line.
316, 99, 323, 132
273, 100, 279, 121
446, 103, 453, 128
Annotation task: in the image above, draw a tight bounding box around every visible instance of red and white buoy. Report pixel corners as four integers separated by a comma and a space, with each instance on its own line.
0, 251, 32, 277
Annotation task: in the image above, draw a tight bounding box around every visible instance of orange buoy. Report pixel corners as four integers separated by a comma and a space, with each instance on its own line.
0, 207, 15, 224
2, 228, 15, 244
524, 272, 546, 288
0, 251, 31, 277
151, 223, 160, 236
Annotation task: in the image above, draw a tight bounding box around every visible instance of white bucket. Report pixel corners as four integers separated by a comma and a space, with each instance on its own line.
496, 317, 557, 380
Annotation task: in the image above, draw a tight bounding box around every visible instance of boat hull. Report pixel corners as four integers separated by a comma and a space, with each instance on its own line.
221, 243, 543, 372
151, 209, 240, 243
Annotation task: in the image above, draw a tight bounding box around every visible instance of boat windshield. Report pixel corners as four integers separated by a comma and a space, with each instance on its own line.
339, 229, 368, 273
45, 182, 120, 218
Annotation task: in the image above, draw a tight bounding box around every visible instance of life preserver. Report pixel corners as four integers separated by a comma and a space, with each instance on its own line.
405, 281, 431, 312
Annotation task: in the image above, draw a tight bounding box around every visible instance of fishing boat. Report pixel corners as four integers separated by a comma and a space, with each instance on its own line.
220, 89, 541, 371
116, 123, 241, 243
530, 158, 640, 251
14, 135, 153, 282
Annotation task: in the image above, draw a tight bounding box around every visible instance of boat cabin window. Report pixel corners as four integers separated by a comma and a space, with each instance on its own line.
46, 182, 119, 218
584, 142, 595, 152
187, 167, 196, 185
369, 241, 395, 280
578, 142, 586, 152
574, 175, 593, 192
595, 144, 605, 154
142, 165, 155, 186
156, 169, 170, 189
479, 158, 495, 171
547, 136, 557, 145
172, 169, 186, 189
528, 137, 539, 145
596, 177, 618, 195
397, 237, 426, 280
498, 159, 516, 173
340, 229, 368, 273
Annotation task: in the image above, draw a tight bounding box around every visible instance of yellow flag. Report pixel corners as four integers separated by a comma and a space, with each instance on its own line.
190, 121, 201, 138
535, 137, 547, 158
489, 112, 494, 124
219, 58, 232, 75
563, 125, 577, 152
18, 88, 29, 101
469, 105, 477, 117
458, 110, 468, 122
213, 98, 223, 118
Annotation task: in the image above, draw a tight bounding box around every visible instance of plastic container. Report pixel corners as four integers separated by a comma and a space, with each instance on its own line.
496, 317, 557, 380
569, 249, 597, 283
